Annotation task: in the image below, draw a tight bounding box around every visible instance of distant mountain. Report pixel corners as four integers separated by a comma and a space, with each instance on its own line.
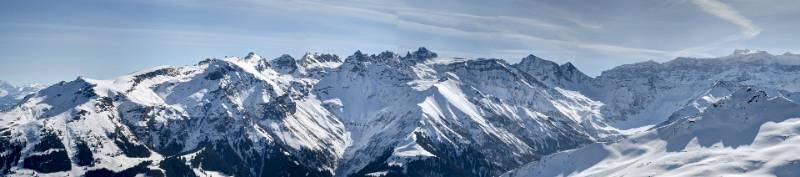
0, 81, 44, 110
503, 50, 800, 177
588, 50, 800, 130
1, 48, 799, 177
513, 54, 592, 91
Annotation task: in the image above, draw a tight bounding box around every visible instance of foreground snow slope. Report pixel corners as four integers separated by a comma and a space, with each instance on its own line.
503, 86, 800, 177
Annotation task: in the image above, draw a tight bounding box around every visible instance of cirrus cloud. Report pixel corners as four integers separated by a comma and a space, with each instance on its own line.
691, 0, 762, 38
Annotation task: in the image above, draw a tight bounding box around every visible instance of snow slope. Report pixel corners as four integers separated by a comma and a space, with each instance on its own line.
317, 49, 619, 177
502, 86, 800, 177
588, 50, 800, 130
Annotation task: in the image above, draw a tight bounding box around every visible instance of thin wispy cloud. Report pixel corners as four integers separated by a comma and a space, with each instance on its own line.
231, 0, 673, 58
667, 0, 765, 58
691, 0, 762, 38
211, 0, 712, 60
1, 0, 796, 85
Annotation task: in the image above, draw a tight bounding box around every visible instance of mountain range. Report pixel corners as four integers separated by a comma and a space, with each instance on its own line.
1, 48, 799, 177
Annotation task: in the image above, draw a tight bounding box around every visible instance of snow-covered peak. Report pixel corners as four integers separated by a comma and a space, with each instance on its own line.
338, 50, 427, 80
342, 48, 438, 67
599, 60, 659, 75
344, 50, 369, 63
513, 54, 591, 90
0, 50, 351, 176
559, 62, 577, 71
300, 53, 341, 64
298, 53, 343, 72
559, 62, 591, 82
344, 50, 397, 64
515, 54, 561, 72
0, 80, 44, 95
285, 53, 342, 76
244, 51, 262, 60
0, 80, 13, 90
270, 54, 299, 73
518, 54, 549, 65
731, 49, 763, 56
0, 80, 45, 110
271, 54, 296, 64
41, 76, 125, 99
723, 49, 773, 62
402, 47, 438, 62
706, 80, 741, 95
712, 49, 800, 65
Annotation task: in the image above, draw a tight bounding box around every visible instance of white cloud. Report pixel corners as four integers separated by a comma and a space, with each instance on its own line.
238, 0, 671, 58
691, 0, 762, 38
664, 0, 765, 58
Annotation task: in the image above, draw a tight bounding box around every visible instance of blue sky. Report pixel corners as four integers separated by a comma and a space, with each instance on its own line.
1, 0, 798, 85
